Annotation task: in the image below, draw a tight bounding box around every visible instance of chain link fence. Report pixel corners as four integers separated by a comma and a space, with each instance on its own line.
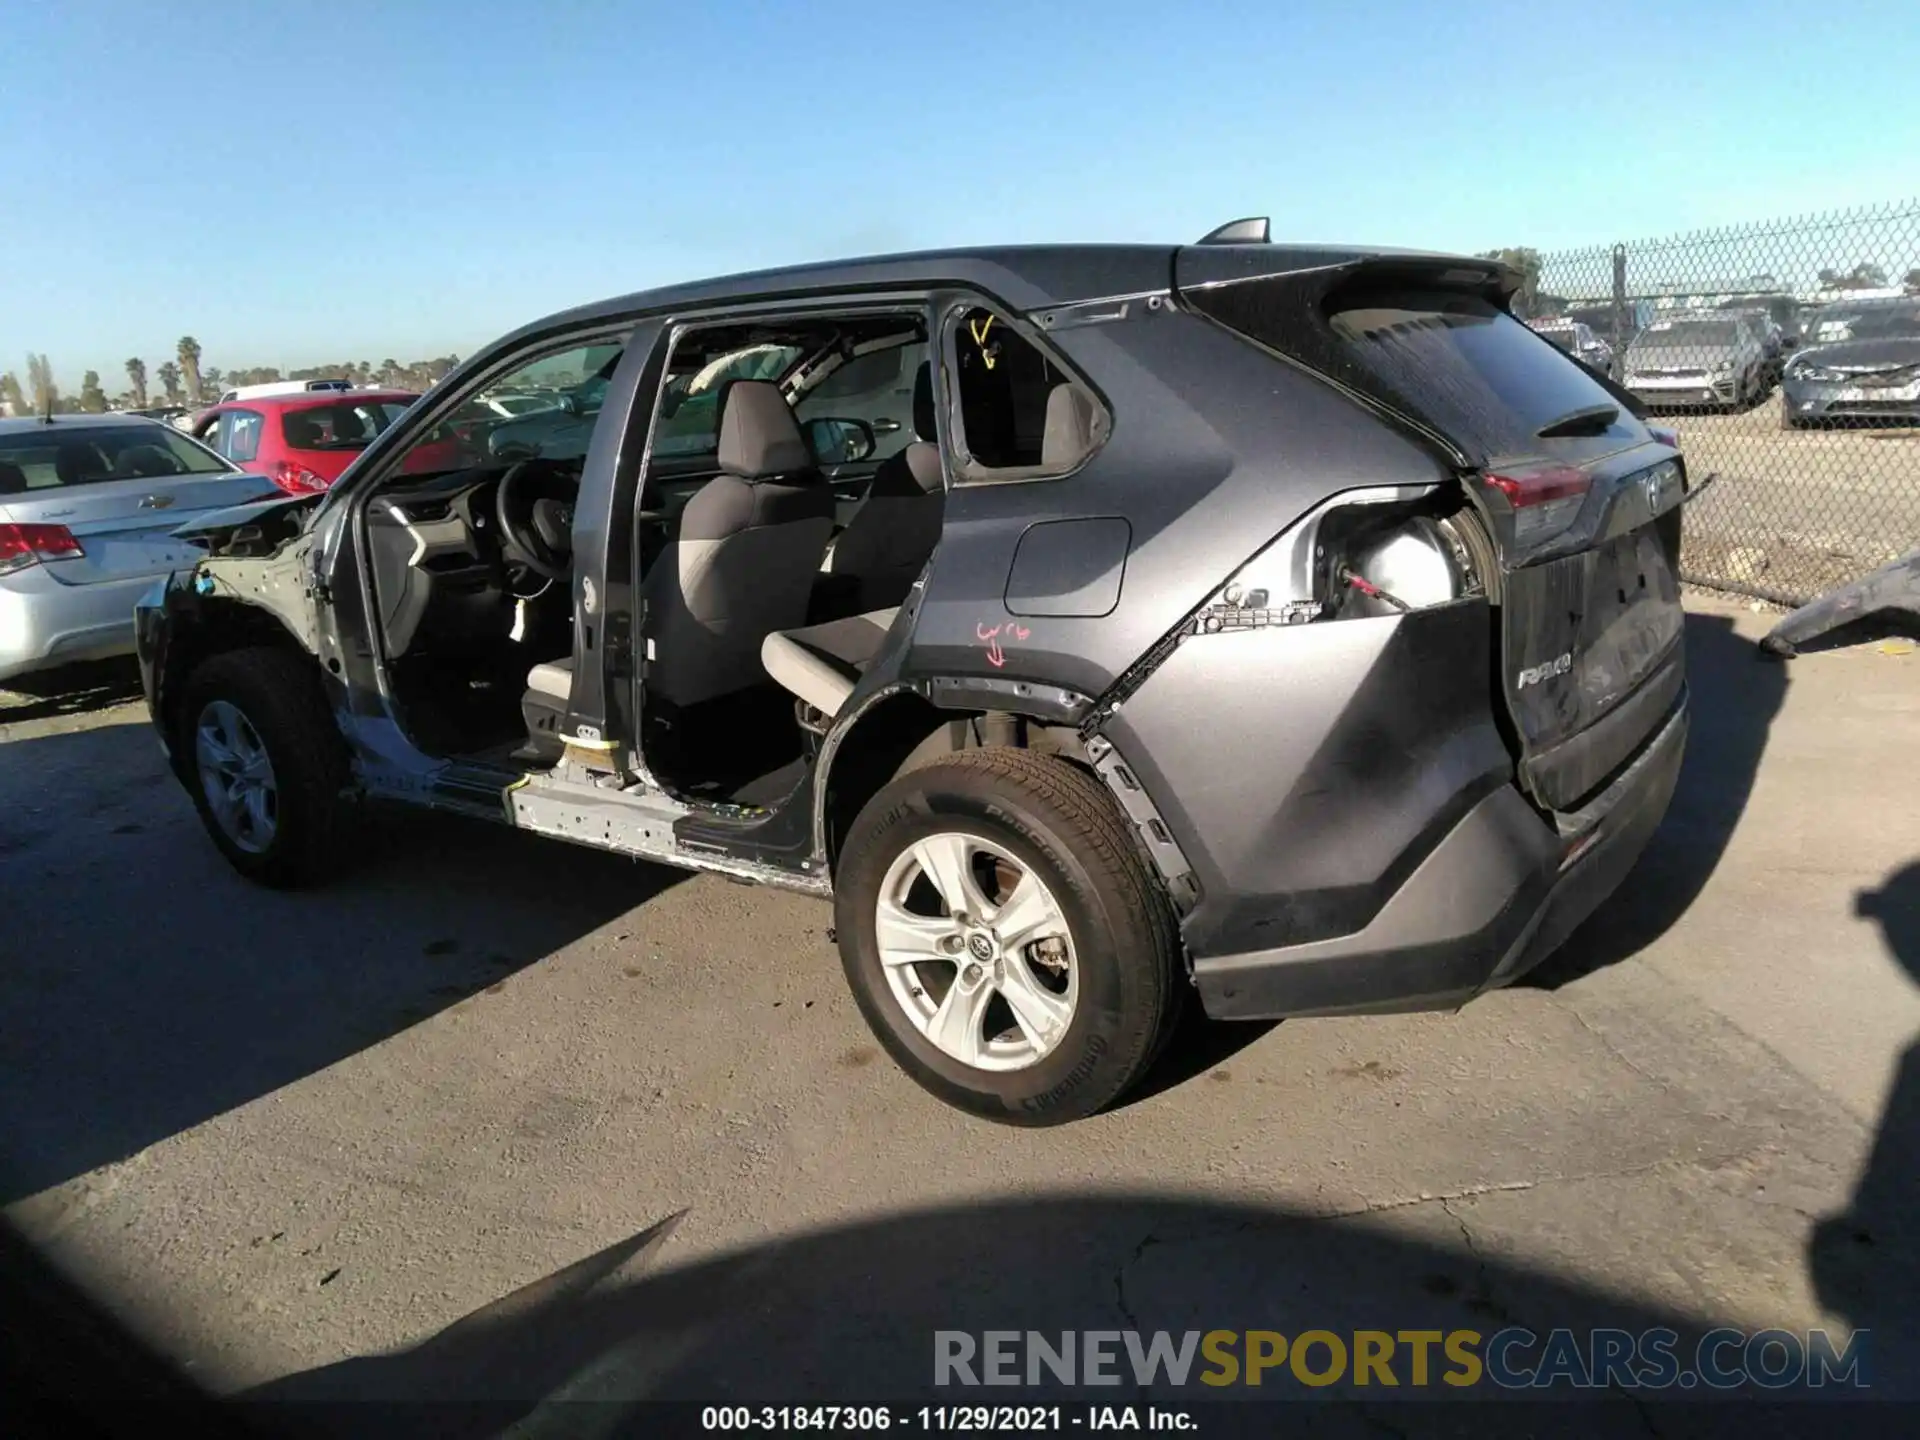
1531, 200, 1920, 605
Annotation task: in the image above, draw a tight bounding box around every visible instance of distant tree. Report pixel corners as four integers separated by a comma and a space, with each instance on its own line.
156, 360, 183, 405
1821, 262, 1890, 291
0, 371, 25, 416
26, 353, 57, 414
377, 357, 403, 388
355, 360, 373, 384
176, 336, 204, 402
125, 357, 149, 408
1480, 247, 1544, 316
79, 371, 109, 412
200, 366, 225, 398
1906, 267, 1920, 293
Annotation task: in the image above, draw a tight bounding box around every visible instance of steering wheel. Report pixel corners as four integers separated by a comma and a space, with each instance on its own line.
494, 460, 577, 581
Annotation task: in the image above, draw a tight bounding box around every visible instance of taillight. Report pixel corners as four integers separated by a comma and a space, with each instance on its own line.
273, 460, 330, 494
0, 522, 85, 576
1484, 464, 1592, 544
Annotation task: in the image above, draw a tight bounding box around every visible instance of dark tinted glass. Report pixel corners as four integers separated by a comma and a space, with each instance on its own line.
0, 424, 233, 488
281, 401, 412, 450
1328, 289, 1641, 462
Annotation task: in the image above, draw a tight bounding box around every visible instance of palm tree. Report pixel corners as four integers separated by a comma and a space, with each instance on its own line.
125, 358, 148, 409
177, 336, 204, 403
156, 361, 183, 406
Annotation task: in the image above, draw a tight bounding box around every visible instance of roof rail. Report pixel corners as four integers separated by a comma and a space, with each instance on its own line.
1196, 216, 1270, 245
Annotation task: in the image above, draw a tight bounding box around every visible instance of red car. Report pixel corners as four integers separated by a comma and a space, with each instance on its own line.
190, 390, 458, 494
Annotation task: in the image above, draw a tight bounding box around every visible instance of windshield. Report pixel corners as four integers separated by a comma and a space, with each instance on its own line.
653, 343, 806, 458
1804, 304, 1920, 343
1632, 320, 1739, 349
0, 423, 234, 488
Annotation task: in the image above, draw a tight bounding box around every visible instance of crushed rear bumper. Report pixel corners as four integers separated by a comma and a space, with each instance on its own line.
1190, 698, 1687, 1020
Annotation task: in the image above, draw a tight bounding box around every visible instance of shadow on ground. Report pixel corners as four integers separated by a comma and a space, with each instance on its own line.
237, 1188, 1904, 1430
1812, 859, 1920, 1359
0, 658, 146, 725
1527, 611, 1784, 989
0, 717, 685, 1202
5, 1189, 1898, 1440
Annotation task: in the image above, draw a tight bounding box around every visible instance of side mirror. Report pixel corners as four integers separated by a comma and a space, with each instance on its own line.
558, 393, 582, 417
804, 416, 876, 466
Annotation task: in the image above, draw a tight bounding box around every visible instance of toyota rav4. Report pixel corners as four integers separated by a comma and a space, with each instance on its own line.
137, 220, 1695, 1125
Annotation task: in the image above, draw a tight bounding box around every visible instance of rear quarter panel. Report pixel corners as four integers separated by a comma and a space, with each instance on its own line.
905, 306, 1453, 700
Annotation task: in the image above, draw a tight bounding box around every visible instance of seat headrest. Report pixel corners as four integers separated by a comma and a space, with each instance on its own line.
0, 461, 28, 495
912, 361, 935, 442
868, 441, 944, 499
116, 444, 180, 478
716, 379, 812, 478
55, 442, 108, 487
1041, 383, 1098, 468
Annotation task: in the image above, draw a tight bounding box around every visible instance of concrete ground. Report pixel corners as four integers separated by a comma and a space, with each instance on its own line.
1666, 393, 1919, 598
2, 594, 1918, 1421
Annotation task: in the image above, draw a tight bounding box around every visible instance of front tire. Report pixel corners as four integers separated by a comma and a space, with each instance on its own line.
834, 749, 1183, 1126
178, 647, 353, 888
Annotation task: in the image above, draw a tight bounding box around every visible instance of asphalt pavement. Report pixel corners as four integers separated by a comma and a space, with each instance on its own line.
2, 596, 1917, 1417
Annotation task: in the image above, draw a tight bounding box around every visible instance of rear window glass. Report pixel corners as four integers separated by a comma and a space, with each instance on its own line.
950, 306, 1103, 477
1533, 326, 1578, 353
0, 424, 233, 491
281, 400, 412, 451
1327, 289, 1641, 462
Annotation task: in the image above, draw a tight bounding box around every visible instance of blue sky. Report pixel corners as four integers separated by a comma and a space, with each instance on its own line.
4, 0, 1916, 390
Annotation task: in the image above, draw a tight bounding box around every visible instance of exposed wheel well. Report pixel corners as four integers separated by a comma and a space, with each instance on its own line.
820, 691, 1094, 876
159, 599, 316, 775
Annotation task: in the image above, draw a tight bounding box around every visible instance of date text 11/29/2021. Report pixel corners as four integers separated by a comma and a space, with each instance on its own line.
702, 1406, 1195, 1431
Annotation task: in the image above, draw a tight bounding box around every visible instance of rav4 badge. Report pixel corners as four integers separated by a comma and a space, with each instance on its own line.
1516, 652, 1574, 689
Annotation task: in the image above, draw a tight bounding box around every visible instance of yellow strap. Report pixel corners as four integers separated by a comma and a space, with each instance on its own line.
968, 314, 997, 368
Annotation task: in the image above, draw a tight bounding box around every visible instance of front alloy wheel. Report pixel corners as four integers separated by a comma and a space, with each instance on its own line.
195, 699, 279, 853
177, 647, 352, 888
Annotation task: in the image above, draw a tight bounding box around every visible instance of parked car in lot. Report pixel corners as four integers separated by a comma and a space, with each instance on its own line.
1717, 294, 1805, 350
0, 415, 273, 681
215, 379, 354, 404
1623, 311, 1772, 410
1781, 296, 1920, 428
190, 390, 447, 493
1562, 300, 1656, 356
137, 226, 1693, 1124
1528, 317, 1614, 374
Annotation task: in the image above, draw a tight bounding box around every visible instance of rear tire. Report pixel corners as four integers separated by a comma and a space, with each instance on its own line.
834, 748, 1184, 1126
178, 647, 354, 888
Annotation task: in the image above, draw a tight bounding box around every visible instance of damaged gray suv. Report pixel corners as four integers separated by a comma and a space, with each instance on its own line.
137, 219, 1694, 1125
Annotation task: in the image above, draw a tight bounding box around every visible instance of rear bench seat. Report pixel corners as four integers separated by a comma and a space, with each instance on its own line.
759, 608, 898, 721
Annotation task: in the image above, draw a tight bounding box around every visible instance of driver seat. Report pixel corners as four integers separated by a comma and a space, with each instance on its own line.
640, 380, 835, 709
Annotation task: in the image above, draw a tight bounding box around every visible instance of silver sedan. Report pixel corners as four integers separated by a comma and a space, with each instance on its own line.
1, 414, 275, 682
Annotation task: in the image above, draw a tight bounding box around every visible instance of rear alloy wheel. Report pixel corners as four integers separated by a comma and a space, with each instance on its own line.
178, 647, 353, 888
835, 748, 1183, 1125
875, 833, 1080, 1072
